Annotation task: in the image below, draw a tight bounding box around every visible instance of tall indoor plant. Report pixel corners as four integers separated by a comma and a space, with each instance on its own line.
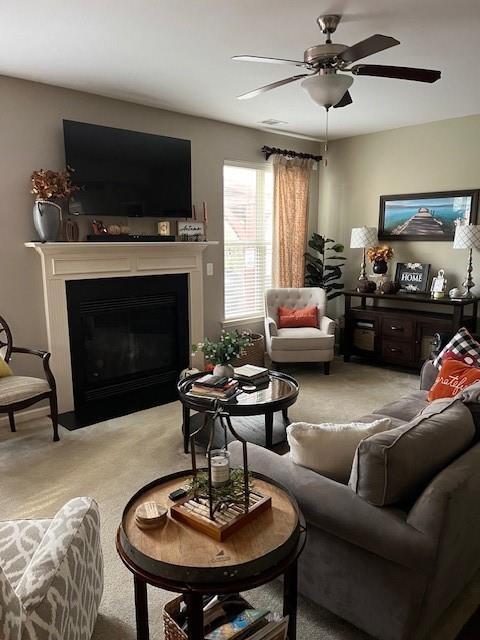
304, 233, 346, 300
192, 330, 253, 377
31, 167, 78, 242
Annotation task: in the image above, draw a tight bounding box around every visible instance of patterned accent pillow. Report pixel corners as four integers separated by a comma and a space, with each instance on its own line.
433, 327, 480, 369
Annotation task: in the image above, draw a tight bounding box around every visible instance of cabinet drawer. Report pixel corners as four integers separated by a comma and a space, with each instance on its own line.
382, 339, 414, 364
382, 317, 414, 339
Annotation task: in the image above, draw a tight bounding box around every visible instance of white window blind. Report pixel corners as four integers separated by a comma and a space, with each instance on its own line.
224, 162, 273, 321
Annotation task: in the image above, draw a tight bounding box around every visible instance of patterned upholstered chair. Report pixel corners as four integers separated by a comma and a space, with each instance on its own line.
0, 497, 104, 640
264, 287, 335, 374
0, 315, 59, 441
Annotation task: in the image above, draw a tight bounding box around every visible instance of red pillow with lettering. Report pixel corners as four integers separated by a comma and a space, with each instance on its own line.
428, 359, 480, 402
278, 305, 318, 329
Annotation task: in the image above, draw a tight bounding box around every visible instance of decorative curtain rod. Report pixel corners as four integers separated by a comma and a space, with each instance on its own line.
261, 145, 322, 162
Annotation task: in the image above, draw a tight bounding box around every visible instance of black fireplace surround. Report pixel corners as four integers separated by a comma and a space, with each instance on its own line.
62, 274, 189, 428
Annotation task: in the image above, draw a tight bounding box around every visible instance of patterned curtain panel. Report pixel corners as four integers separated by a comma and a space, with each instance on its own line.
272, 155, 315, 288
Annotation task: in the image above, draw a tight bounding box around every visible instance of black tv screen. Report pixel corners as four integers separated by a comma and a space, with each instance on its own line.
63, 120, 192, 217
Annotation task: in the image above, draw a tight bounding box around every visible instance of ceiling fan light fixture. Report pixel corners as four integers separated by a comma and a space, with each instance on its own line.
301, 72, 353, 108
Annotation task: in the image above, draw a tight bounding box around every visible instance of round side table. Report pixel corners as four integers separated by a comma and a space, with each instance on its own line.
178, 371, 299, 452
116, 470, 306, 640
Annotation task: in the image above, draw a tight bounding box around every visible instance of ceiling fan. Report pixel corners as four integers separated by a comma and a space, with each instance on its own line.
232, 14, 441, 109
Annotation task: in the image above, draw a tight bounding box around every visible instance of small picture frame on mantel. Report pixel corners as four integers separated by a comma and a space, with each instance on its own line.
177, 221, 206, 242
395, 262, 431, 293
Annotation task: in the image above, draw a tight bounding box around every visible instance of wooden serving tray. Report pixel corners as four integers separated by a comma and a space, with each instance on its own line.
170, 491, 272, 541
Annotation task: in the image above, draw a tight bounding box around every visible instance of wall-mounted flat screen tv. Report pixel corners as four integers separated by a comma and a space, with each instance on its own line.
63, 120, 192, 217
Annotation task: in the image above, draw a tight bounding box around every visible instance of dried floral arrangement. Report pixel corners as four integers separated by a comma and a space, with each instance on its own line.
367, 245, 394, 263
191, 330, 253, 366
31, 167, 79, 201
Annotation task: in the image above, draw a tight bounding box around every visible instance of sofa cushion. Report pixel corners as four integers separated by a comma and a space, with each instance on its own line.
287, 418, 391, 483
271, 327, 335, 351
349, 399, 475, 506
373, 390, 428, 422
0, 376, 50, 405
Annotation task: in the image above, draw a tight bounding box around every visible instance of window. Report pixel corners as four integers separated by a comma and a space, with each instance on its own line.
224, 162, 273, 321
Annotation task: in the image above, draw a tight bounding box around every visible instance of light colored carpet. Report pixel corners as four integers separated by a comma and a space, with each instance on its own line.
0, 360, 418, 639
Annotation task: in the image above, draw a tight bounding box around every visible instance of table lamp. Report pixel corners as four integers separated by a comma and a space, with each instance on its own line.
453, 224, 480, 298
350, 227, 378, 281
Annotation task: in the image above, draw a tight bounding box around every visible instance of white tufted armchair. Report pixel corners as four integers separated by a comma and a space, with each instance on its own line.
264, 288, 335, 374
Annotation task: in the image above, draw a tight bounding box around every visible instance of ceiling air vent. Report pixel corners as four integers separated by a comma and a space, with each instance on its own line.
259, 119, 288, 126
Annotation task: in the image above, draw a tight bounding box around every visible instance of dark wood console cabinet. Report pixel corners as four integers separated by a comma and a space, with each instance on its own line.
343, 291, 479, 369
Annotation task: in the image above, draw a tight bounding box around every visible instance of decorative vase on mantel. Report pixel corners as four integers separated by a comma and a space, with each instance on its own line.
33, 199, 62, 242
372, 259, 388, 275
213, 363, 235, 378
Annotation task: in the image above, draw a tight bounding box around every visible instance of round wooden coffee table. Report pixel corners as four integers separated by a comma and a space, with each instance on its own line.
178, 371, 299, 453
116, 470, 306, 640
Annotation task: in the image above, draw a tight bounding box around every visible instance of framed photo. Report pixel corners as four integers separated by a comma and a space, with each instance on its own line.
395, 262, 431, 293
177, 221, 205, 242
378, 189, 479, 241
157, 220, 171, 236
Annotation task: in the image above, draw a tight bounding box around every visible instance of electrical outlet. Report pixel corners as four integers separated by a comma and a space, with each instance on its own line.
206, 263, 214, 276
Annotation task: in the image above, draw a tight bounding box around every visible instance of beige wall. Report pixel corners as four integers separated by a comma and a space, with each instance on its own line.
319, 114, 480, 317
0, 76, 320, 376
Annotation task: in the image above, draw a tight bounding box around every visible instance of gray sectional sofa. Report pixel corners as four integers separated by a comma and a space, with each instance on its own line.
230, 360, 480, 640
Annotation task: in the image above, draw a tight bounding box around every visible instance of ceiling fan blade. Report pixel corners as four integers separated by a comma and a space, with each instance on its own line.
338, 34, 400, 64
237, 74, 310, 100
232, 55, 308, 68
351, 64, 441, 83
333, 90, 353, 108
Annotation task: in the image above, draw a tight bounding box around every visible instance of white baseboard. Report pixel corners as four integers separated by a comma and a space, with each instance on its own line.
0, 406, 50, 427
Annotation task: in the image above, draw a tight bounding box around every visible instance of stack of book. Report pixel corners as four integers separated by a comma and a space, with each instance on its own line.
187, 374, 239, 400
234, 365, 270, 387
175, 594, 288, 640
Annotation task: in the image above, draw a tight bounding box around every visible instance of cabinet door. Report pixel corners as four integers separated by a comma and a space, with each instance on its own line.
415, 318, 452, 362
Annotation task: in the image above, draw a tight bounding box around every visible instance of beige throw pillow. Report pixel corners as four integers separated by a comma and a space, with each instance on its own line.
287, 418, 391, 483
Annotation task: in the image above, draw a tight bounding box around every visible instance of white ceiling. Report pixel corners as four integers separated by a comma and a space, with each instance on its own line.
1, 0, 479, 139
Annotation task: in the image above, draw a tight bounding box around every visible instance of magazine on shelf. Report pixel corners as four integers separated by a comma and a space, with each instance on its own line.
204, 608, 270, 640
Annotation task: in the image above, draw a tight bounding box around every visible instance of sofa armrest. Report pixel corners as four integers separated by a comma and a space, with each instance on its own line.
320, 315, 335, 335
0, 568, 22, 640
230, 442, 435, 571
420, 360, 437, 391
16, 497, 103, 616
265, 316, 278, 337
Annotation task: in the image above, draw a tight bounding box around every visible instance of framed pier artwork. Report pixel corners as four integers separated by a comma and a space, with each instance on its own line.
378, 189, 479, 241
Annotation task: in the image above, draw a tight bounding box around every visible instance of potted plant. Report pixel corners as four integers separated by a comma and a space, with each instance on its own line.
31, 167, 79, 242
192, 330, 253, 378
304, 233, 346, 300
366, 245, 394, 275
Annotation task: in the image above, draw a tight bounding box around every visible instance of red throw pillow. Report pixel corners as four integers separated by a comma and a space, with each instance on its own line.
277, 305, 318, 329
442, 349, 479, 367
428, 359, 480, 402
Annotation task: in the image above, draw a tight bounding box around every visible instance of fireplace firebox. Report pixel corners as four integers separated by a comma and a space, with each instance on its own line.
62, 274, 189, 428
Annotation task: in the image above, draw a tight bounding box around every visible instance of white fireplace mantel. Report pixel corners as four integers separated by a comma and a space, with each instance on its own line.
26, 241, 218, 413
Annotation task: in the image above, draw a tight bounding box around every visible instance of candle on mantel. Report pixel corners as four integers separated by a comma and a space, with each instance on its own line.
192, 204, 197, 220
203, 201, 208, 224
210, 449, 230, 487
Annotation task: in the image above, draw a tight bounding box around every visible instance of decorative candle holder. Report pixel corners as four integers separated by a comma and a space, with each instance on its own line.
170, 401, 272, 540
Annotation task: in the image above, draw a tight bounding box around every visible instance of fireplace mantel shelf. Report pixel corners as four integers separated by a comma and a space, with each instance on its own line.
25, 241, 218, 250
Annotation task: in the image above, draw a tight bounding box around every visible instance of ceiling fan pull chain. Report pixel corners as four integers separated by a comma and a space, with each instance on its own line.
324, 107, 329, 167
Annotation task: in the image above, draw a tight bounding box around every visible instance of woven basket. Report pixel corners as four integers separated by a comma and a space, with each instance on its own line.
164, 595, 187, 640
232, 332, 265, 367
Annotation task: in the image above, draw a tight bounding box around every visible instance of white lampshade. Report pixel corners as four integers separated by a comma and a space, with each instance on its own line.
453, 224, 480, 250
301, 73, 353, 108
350, 227, 378, 249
